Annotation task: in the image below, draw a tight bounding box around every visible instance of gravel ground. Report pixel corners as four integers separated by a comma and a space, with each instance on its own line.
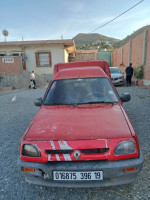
0, 85, 150, 200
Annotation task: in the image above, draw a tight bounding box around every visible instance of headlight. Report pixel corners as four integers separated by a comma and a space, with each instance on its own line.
22, 144, 41, 157
115, 141, 135, 155
119, 76, 124, 79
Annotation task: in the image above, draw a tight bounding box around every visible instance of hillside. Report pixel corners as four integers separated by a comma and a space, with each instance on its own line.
73, 33, 120, 48
113, 25, 150, 48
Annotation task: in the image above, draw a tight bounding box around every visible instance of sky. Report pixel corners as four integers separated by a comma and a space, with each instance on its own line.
0, 0, 150, 42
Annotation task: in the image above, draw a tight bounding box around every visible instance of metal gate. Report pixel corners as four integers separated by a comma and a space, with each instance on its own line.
97, 51, 111, 66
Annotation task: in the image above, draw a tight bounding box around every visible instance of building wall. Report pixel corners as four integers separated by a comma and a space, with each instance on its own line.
111, 28, 150, 83
0, 46, 23, 53
0, 43, 70, 87
123, 42, 129, 67
115, 47, 122, 67
0, 56, 22, 75
0, 43, 68, 76
64, 49, 68, 63
111, 51, 115, 66
69, 50, 97, 62
131, 33, 143, 67
24, 44, 66, 75
144, 29, 150, 81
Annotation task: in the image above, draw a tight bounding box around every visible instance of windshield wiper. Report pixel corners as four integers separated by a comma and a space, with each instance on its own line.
44, 102, 76, 106
44, 101, 115, 107
76, 101, 115, 105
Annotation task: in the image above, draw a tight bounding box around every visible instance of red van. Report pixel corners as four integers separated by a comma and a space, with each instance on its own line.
53, 60, 111, 79
18, 61, 143, 187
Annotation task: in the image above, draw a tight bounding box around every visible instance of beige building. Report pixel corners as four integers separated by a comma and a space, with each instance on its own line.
0, 39, 75, 77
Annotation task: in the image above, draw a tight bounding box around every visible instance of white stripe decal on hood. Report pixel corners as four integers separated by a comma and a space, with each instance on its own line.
58, 140, 72, 161
97, 139, 108, 148
48, 154, 51, 161
50, 140, 60, 161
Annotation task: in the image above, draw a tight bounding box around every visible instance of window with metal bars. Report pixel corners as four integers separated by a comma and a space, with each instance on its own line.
35, 52, 52, 67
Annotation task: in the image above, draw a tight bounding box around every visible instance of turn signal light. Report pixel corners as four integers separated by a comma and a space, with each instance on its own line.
124, 167, 137, 172
23, 167, 35, 172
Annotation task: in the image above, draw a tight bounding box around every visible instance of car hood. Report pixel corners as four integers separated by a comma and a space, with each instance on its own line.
111, 74, 123, 78
25, 104, 132, 141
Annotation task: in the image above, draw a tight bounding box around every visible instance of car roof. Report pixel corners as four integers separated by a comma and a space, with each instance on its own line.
53, 67, 108, 80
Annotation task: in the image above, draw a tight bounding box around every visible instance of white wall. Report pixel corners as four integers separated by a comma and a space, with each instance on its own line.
0, 46, 23, 54
64, 49, 68, 62
24, 44, 67, 75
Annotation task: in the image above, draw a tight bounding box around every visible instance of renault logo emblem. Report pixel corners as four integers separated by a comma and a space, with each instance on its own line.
74, 150, 81, 160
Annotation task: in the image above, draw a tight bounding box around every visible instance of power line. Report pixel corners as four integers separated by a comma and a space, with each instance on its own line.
89, 0, 144, 33
76, 0, 144, 39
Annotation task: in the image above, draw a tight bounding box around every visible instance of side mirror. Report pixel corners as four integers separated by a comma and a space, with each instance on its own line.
120, 93, 131, 102
34, 97, 42, 106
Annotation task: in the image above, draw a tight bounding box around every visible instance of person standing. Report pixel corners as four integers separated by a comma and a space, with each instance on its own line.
29, 71, 36, 89
125, 63, 133, 86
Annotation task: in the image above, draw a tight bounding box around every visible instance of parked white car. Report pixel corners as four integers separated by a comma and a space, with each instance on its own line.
110, 67, 124, 86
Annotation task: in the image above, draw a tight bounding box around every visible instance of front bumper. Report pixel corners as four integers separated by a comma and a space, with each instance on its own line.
17, 152, 143, 188
112, 78, 124, 85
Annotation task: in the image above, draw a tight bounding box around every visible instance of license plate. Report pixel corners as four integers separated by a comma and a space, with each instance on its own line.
53, 171, 103, 181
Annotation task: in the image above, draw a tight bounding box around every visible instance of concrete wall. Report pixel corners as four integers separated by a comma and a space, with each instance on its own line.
116, 48, 122, 67
123, 42, 129, 67
144, 29, 150, 81
0, 71, 47, 89
69, 50, 97, 62
131, 33, 143, 67
111, 51, 115, 66
111, 28, 150, 84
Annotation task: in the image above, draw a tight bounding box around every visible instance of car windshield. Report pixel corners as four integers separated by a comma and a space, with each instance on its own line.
110, 68, 122, 74
43, 77, 119, 106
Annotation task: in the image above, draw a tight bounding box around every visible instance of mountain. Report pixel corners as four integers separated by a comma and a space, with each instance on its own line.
73, 33, 120, 48
113, 25, 150, 48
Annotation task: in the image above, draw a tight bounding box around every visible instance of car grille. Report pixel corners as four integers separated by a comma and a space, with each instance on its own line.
46, 150, 74, 154
112, 78, 119, 81
46, 148, 109, 154
81, 148, 109, 154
